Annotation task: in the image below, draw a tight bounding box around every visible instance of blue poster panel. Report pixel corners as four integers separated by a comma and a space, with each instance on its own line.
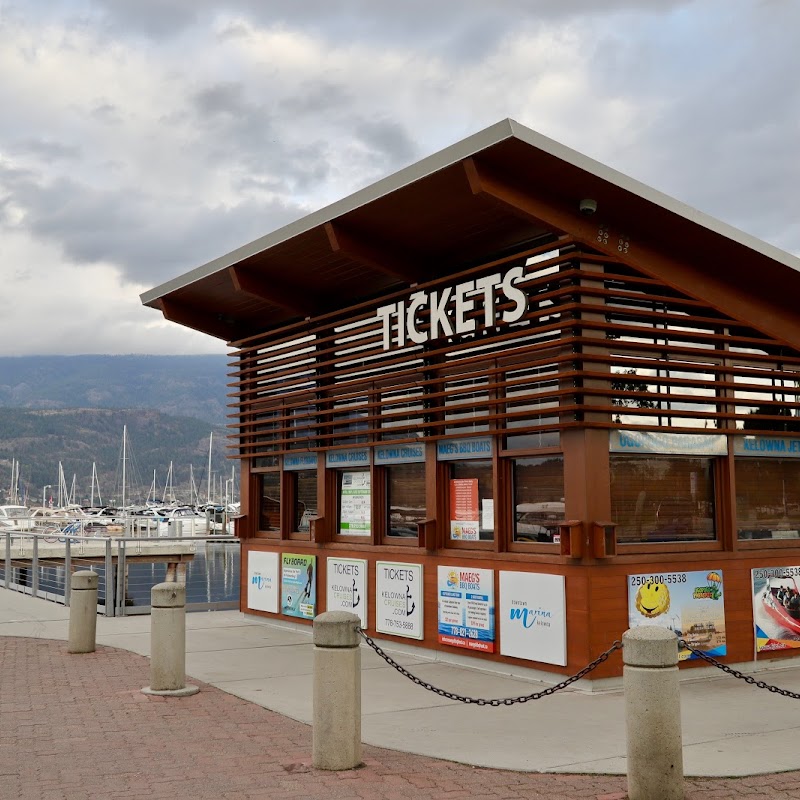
281, 553, 316, 619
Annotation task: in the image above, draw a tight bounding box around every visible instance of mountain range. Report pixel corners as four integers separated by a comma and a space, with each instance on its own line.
0, 355, 233, 507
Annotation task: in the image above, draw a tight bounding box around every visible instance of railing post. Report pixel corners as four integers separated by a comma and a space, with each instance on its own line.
4, 530, 10, 589
116, 540, 126, 616
142, 582, 199, 697
312, 611, 362, 771
623, 626, 684, 800
64, 536, 72, 606
104, 537, 115, 617
31, 536, 39, 597
68, 570, 98, 654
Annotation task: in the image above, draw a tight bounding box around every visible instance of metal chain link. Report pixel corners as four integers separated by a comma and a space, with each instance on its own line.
357, 629, 622, 706
679, 639, 800, 700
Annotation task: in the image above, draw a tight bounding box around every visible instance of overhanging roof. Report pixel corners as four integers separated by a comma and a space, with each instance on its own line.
141, 118, 800, 349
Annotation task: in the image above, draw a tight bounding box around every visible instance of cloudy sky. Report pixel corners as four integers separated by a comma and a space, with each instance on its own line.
1, 0, 797, 356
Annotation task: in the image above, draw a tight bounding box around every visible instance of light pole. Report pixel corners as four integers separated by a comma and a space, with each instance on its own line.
42, 485, 52, 509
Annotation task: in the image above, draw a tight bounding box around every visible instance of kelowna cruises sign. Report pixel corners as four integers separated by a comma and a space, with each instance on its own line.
375, 265, 528, 351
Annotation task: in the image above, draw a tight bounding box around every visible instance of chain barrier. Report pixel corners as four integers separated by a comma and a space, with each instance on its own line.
679, 639, 800, 700
357, 629, 622, 706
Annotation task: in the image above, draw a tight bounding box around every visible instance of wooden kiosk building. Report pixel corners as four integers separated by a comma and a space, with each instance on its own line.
142, 119, 800, 678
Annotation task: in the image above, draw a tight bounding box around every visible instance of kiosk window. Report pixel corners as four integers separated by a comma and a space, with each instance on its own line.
292, 470, 317, 533
611, 456, 716, 544
386, 463, 426, 538
737, 458, 800, 541
513, 456, 564, 543
449, 460, 493, 541
259, 473, 281, 533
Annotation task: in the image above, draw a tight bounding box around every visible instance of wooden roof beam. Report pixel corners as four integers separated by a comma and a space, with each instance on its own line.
464, 156, 800, 351
158, 297, 245, 342
325, 221, 427, 285
228, 265, 320, 318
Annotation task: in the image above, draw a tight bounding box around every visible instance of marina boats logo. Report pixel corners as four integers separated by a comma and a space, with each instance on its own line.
250, 572, 273, 592
508, 600, 552, 629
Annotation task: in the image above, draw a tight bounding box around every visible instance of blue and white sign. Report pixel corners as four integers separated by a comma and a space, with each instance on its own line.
326, 448, 370, 467
437, 566, 495, 653
499, 571, 566, 666
284, 452, 319, 470
326, 557, 368, 628
436, 437, 493, 461
735, 436, 800, 458
247, 550, 279, 613
374, 443, 425, 464
610, 430, 727, 456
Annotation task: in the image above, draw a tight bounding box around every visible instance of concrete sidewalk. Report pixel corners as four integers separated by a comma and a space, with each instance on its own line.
3, 588, 800, 778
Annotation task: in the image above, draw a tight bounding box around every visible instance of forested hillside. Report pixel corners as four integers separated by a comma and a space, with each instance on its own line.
0, 408, 231, 507
0, 354, 229, 425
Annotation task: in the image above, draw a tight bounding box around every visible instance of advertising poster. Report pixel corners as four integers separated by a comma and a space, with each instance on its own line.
339, 471, 371, 536
752, 565, 800, 652
326, 557, 368, 628
247, 550, 279, 613
281, 553, 317, 619
437, 566, 495, 652
627, 570, 726, 661
375, 561, 423, 639
499, 571, 566, 666
450, 478, 479, 540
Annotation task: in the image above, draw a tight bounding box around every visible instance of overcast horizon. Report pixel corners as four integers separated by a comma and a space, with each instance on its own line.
1, 1, 798, 357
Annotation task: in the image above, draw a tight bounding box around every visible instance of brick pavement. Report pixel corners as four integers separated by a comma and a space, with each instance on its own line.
2, 638, 800, 800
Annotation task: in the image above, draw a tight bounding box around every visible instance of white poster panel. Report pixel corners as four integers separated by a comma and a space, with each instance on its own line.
375, 561, 424, 639
247, 550, 279, 613
339, 471, 371, 535
499, 571, 566, 666
326, 557, 368, 628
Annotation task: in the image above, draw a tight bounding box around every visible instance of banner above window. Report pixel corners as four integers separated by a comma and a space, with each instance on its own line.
609, 430, 727, 456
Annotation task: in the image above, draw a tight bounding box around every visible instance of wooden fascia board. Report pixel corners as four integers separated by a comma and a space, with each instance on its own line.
228, 265, 317, 318
325, 221, 424, 284
158, 297, 240, 342
464, 157, 800, 352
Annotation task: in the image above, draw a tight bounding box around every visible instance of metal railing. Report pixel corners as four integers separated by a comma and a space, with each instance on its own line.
0, 529, 239, 616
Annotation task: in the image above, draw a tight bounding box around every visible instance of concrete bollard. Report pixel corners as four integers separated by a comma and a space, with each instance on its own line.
623, 626, 684, 800
68, 570, 99, 654
312, 611, 362, 770
141, 582, 199, 697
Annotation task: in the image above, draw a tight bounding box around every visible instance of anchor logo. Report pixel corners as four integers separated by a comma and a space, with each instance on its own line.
405, 584, 415, 616
351, 578, 361, 610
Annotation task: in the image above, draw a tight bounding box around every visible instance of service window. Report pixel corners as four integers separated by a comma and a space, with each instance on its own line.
386, 463, 426, 539
258, 472, 281, 535
449, 460, 494, 542
513, 456, 564, 544
611, 456, 716, 544
737, 458, 800, 541
291, 469, 317, 534
337, 469, 372, 537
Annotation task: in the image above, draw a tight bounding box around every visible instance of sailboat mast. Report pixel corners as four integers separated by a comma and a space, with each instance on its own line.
206, 432, 213, 504
122, 424, 127, 512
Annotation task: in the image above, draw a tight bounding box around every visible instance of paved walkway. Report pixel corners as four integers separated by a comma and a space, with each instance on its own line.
4, 589, 800, 798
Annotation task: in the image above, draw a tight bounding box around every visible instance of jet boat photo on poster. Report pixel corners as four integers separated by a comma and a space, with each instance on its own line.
752, 565, 800, 652
281, 553, 316, 619
437, 566, 495, 652
326, 557, 368, 628
627, 569, 726, 661
247, 550, 279, 613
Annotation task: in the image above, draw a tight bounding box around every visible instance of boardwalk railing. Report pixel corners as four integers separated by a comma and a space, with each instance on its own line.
0, 529, 239, 616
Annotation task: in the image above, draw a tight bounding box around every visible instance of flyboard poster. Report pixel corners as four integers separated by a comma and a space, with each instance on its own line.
326, 557, 368, 628
752, 565, 800, 652
437, 566, 495, 652
627, 569, 726, 661
281, 553, 316, 619
375, 561, 423, 639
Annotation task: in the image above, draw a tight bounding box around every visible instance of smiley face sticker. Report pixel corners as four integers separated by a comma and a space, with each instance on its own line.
635, 581, 671, 618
